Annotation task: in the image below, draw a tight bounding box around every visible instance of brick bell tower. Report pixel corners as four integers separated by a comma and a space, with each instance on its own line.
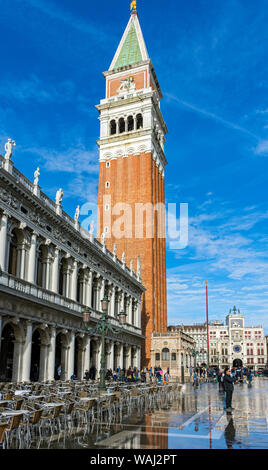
96, 6, 168, 367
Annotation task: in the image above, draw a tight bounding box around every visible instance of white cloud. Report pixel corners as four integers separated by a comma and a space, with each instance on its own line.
165, 93, 260, 140
166, 203, 268, 333
0, 76, 76, 104
22, 0, 109, 39
23, 145, 99, 176
254, 139, 268, 156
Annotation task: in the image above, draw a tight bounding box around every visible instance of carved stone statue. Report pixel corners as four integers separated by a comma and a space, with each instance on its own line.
113, 243, 117, 256
101, 232, 106, 245
137, 255, 141, 279
89, 221, 94, 234
118, 77, 136, 94
130, 260, 133, 272
4, 138, 16, 161
34, 167, 40, 186
122, 252, 126, 263
56, 188, 63, 205
74, 205, 80, 221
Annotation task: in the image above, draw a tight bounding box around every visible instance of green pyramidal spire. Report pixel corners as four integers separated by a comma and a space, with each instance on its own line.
113, 22, 142, 69
109, 12, 149, 71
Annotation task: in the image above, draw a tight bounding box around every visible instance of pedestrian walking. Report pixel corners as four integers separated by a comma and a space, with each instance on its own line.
164, 371, 169, 384
223, 367, 236, 412
193, 370, 199, 388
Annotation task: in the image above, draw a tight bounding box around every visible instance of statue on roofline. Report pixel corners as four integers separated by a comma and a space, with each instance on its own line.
4, 138, 16, 161
56, 188, 63, 205
34, 167, 40, 186
74, 205, 80, 222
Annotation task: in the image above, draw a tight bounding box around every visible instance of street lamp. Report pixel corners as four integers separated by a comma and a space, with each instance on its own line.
187, 348, 199, 370
118, 310, 127, 325
82, 297, 125, 394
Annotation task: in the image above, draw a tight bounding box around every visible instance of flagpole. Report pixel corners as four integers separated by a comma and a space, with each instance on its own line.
206, 281, 210, 369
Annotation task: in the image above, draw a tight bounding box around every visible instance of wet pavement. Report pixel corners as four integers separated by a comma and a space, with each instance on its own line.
37, 377, 268, 449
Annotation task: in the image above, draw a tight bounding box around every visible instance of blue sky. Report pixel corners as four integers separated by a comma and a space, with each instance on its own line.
1, 0, 268, 332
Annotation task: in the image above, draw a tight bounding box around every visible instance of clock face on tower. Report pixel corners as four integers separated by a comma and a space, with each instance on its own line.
231, 319, 243, 328
233, 345, 242, 353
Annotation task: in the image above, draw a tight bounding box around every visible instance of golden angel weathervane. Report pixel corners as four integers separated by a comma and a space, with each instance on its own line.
130, 0, 137, 11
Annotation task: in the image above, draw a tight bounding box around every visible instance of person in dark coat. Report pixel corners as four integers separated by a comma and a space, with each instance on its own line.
89, 365, 96, 381
84, 370, 90, 381
218, 370, 225, 392
223, 367, 236, 411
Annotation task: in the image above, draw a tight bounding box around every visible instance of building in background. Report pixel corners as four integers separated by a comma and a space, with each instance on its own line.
97, 7, 168, 367
0, 153, 144, 383
151, 329, 195, 381
168, 307, 267, 372
266, 335, 268, 367
209, 307, 266, 371
179, 324, 207, 366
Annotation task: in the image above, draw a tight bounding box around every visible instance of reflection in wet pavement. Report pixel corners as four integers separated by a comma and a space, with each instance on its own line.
34, 378, 268, 449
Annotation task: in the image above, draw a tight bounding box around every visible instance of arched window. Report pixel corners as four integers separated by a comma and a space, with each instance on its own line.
127, 115, 134, 132
136, 113, 143, 130
110, 120, 116, 135
155, 353, 160, 362
119, 118, 125, 133
162, 348, 170, 361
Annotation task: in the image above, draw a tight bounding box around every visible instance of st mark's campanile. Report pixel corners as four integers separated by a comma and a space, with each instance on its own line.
97, 6, 167, 367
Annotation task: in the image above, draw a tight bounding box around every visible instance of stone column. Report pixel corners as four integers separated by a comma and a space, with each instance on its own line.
12, 340, 23, 383
133, 114, 137, 131
86, 270, 93, 308
136, 347, 141, 370
178, 352, 182, 380
110, 285, 115, 317
118, 343, 124, 369
47, 327, 56, 381
93, 283, 98, 310
96, 341, 101, 379
21, 322, 33, 382
67, 332, 75, 380
0, 212, 8, 271
108, 341, 114, 371
39, 342, 48, 382
132, 347, 137, 368
82, 271, 87, 305
64, 265, 72, 299
84, 336, 91, 372
70, 260, 78, 301
17, 243, 27, 280
128, 297, 133, 324
51, 249, 60, 294
120, 291, 125, 313
125, 345, 131, 369
132, 302, 137, 327
27, 232, 38, 284
99, 278, 105, 311
137, 301, 141, 328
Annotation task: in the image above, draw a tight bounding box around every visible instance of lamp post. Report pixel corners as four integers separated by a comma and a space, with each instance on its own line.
187, 348, 199, 370
82, 298, 126, 394
192, 350, 199, 370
